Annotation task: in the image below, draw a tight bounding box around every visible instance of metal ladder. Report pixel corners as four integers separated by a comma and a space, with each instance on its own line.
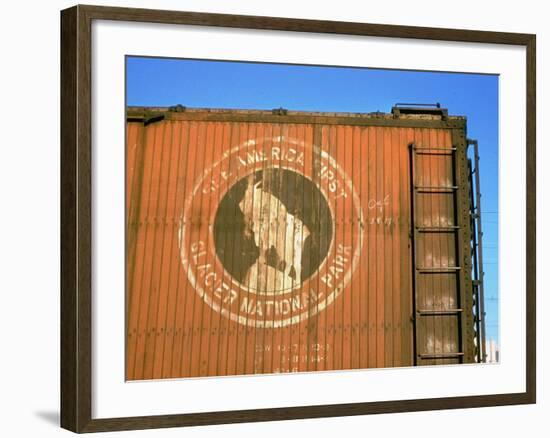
410, 144, 465, 363
467, 139, 487, 363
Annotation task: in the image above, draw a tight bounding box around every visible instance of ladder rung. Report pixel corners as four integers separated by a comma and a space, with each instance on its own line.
415, 186, 458, 193
416, 266, 461, 273
419, 353, 464, 359
417, 308, 463, 315
413, 147, 457, 155
416, 226, 459, 232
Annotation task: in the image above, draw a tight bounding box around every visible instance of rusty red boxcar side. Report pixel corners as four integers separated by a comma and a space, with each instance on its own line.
125, 106, 479, 380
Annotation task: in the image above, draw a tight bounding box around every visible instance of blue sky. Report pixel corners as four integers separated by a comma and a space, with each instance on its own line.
126, 56, 499, 344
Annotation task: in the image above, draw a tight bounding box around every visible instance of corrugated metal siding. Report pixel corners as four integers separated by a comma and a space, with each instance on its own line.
125, 115, 467, 380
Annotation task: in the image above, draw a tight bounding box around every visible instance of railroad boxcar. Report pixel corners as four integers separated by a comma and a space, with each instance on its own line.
125, 104, 486, 380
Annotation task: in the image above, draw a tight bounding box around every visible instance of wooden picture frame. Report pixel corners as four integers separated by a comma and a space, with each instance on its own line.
60, 4, 536, 433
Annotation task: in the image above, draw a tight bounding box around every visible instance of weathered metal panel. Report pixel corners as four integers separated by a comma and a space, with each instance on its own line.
125, 109, 473, 380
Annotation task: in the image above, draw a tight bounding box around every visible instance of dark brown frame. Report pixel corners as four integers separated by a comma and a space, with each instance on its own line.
61, 4, 536, 433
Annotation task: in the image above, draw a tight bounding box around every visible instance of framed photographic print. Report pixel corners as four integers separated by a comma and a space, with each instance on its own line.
60, 4, 536, 433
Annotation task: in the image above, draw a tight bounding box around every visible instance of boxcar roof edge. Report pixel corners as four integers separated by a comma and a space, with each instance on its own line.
126, 106, 467, 129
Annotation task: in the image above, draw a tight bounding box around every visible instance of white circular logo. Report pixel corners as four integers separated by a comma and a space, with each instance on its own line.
179, 136, 363, 328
